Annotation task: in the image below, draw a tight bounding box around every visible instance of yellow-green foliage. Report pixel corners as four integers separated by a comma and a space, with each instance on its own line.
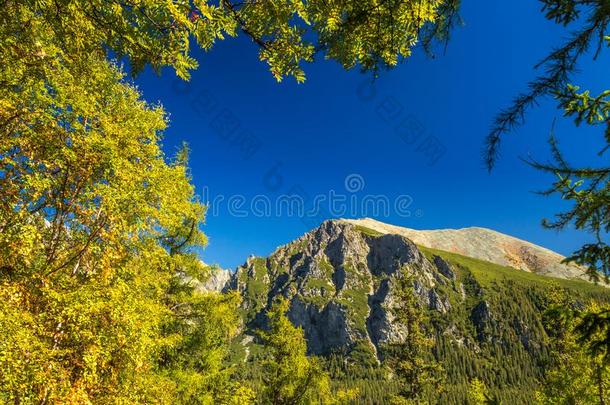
258, 298, 332, 404
258, 298, 358, 404
466, 378, 489, 404
235, 0, 444, 81
1, 0, 448, 83
0, 1, 244, 402
161, 291, 255, 404
536, 296, 610, 404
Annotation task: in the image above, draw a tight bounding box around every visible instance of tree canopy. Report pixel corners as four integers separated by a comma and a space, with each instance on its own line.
3, 0, 460, 82
0, 0, 238, 401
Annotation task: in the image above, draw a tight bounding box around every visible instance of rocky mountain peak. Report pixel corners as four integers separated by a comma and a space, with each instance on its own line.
229, 219, 458, 357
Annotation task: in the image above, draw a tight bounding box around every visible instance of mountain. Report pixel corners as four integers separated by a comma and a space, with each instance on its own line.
343, 218, 586, 281
226, 219, 609, 403
181, 263, 232, 293
198, 265, 232, 292
231, 219, 450, 355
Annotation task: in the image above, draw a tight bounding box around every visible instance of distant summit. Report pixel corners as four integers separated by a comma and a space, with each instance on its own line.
342, 218, 587, 281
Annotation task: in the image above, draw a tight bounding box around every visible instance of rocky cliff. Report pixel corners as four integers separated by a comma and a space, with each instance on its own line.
181, 263, 231, 293
230, 220, 484, 356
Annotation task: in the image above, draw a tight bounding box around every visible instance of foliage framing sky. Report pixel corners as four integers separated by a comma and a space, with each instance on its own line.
135, 0, 610, 270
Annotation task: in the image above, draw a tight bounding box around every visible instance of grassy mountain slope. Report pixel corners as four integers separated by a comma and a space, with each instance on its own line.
345, 218, 588, 281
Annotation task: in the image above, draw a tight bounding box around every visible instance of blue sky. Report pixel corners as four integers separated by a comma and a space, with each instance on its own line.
135, 1, 608, 270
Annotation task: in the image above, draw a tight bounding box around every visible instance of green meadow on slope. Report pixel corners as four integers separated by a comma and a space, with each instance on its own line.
419, 245, 609, 296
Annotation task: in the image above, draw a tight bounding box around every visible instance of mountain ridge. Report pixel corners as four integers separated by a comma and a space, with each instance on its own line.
204, 218, 591, 293
341, 218, 587, 281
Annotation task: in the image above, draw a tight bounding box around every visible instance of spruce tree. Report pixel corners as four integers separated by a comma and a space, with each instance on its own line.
258, 298, 356, 404
384, 275, 443, 403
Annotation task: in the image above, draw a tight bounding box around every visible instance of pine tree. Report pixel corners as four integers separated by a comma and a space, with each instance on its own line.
384, 275, 443, 403
257, 298, 356, 404
482, 1, 610, 287
485, 1, 610, 171
482, 0, 610, 357
537, 296, 610, 404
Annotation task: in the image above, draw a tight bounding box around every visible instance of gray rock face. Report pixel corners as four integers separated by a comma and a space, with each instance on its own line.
193, 266, 232, 293
288, 299, 350, 353
228, 220, 458, 356
433, 255, 455, 281
206, 267, 232, 292
178, 263, 232, 293
428, 289, 451, 313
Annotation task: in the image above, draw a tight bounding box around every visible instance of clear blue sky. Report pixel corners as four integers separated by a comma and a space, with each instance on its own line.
135, 1, 608, 270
